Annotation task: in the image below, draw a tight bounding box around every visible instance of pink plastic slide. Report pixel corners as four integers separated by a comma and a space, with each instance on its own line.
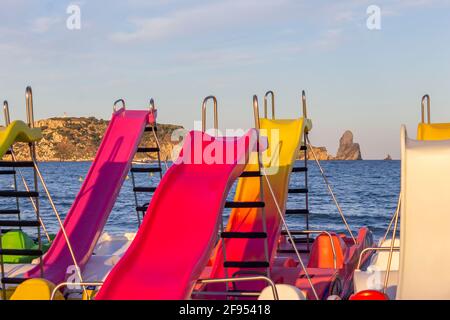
26, 108, 153, 285
96, 130, 259, 300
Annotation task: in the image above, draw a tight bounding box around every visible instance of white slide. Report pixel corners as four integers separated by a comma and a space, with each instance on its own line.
397, 125, 450, 299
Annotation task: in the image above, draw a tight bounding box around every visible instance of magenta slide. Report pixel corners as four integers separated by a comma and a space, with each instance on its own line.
26, 108, 152, 285
96, 130, 259, 300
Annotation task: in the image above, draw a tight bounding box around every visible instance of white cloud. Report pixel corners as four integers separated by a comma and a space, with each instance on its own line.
31, 16, 61, 33
110, 0, 294, 42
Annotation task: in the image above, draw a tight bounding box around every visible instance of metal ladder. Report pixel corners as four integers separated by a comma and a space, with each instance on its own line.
280, 90, 311, 254
113, 99, 164, 226
0, 89, 44, 299
218, 95, 271, 284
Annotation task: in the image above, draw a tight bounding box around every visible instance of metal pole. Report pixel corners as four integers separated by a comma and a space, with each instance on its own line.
302, 90, 308, 118
306, 136, 357, 244
201, 96, 218, 136
0, 225, 6, 300
261, 167, 319, 300
3, 101, 11, 126
421, 95, 431, 124
253, 95, 270, 278
264, 91, 275, 119
383, 195, 400, 293
381, 195, 401, 245
113, 99, 126, 113
25, 87, 34, 127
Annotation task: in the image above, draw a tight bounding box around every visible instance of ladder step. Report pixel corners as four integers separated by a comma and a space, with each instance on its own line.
0, 191, 39, 198
0, 161, 34, 168
1, 277, 26, 285
0, 249, 43, 256
0, 209, 20, 215
133, 187, 157, 193
224, 261, 270, 268
130, 167, 162, 173
281, 230, 313, 241
221, 232, 267, 239
137, 147, 160, 153
288, 188, 308, 194
144, 126, 157, 132
240, 171, 262, 178
0, 220, 40, 227
300, 145, 307, 151
0, 191, 38, 198
136, 206, 148, 212
223, 290, 261, 296
292, 167, 307, 173
225, 201, 265, 209
0, 170, 16, 175
285, 209, 309, 215
278, 249, 311, 254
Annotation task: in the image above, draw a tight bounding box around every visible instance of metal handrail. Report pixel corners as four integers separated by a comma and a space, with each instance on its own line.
253, 95, 261, 130
51, 281, 104, 300
252, 94, 271, 277
113, 99, 126, 112
149, 98, 156, 112
264, 91, 275, 119
25, 87, 34, 127
3, 101, 10, 126
201, 96, 218, 136
421, 94, 431, 124
302, 90, 308, 118
195, 276, 279, 300
356, 247, 400, 270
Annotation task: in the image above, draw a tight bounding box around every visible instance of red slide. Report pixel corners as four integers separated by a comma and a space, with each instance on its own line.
26, 108, 152, 285
96, 130, 259, 300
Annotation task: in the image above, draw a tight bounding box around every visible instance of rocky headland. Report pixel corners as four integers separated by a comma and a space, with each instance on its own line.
7, 117, 183, 162
3, 117, 363, 161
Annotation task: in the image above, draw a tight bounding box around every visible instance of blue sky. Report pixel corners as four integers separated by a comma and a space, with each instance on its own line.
1, 0, 450, 159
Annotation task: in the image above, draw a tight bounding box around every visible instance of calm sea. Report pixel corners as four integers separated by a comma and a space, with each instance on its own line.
0, 161, 399, 240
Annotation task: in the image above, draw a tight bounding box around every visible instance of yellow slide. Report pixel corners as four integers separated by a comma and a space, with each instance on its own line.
417, 123, 450, 140
416, 95, 450, 141
209, 116, 312, 280
0, 121, 42, 158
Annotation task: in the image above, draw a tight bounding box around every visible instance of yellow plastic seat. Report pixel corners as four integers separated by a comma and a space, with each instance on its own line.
9, 278, 64, 300
0, 120, 42, 158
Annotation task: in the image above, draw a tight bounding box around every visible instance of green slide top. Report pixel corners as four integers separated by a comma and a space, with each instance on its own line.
0, 230, 53, 264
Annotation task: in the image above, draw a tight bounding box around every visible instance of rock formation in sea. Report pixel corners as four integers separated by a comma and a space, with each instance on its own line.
8, 117, 184, 162
334, 130, 362, 160
298, 146, 333, 161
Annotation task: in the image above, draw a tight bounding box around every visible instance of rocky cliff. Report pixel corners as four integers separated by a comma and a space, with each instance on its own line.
8, 117, 184, 162
334, 130, 362, 160
299, 130, 362, 160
